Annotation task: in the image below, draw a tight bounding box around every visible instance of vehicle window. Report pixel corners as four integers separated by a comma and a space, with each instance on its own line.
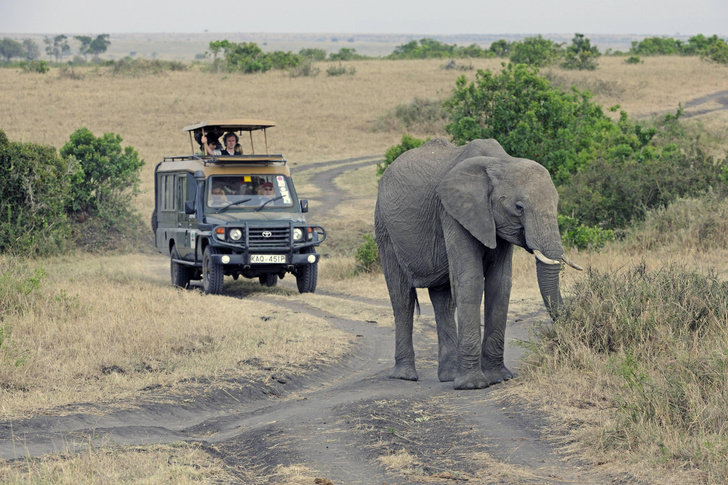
206, 174, 294, 209
161, 174, 176, 211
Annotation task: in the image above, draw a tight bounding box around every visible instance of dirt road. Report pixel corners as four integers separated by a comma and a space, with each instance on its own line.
1, 157, 620, 484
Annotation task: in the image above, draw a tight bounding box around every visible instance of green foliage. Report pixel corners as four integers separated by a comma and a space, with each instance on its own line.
22, 39, 40, 60
328, 48, 364, 61
43, 35, 69, 62
444, 63, 622, 182
388, 38, 492, 60
299, 48, 327, 61
0, 38, 24, 61
561, 33, 600, 70
60, 128, 144, 217
702, 38, 728, 64
207, 40, 301, 73
625, 55, 642, 64
0, 131, 72, 255
488, 39, 514, 58
558, 215, 614, 250
377, 134, 426, 177
109, 57, 187, 76
509, 35, 562, 67
20, 60, 49, 74
354, 234, 380, 273
630, 34, 726, 57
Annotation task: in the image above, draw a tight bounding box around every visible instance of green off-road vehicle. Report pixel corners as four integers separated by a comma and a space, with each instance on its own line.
152, 120, 325, 294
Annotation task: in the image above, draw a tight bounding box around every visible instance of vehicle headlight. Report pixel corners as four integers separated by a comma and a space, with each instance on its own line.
229, 228, 243, 241
293, 228, 303, 241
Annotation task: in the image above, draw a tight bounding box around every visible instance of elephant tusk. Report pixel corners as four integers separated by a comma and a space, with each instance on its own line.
562, 254, 584, 271
533, 249, 561, 265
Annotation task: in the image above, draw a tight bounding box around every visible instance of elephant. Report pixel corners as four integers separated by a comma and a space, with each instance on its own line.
374, 138, 582, 390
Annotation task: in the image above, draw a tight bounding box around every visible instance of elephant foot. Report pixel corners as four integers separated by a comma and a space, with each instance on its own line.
389, 363, 418, 381
453, 369, 489, 390
481, 365, 514, 386
437, 364, 457, 382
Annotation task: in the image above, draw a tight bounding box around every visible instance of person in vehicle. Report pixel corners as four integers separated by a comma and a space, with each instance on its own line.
257, 182, 275, 198
200, 134, 221, 156
221, 132, 242, 156
209, 186, 228, 207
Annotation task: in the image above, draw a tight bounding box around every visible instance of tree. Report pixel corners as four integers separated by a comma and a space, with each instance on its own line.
89, 34, 110, 57
60, 128, 144, 216
561, 33, 600, 70
510, 35, 562, 67
488, 39, 513, 58
0, 38, 24, 61
44, 34, 69, 62
74, 35, 93, 59
22, 39, 40, 60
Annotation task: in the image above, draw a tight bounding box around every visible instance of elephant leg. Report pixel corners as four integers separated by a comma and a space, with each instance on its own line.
377, 228, 419, 381
482, 242, 514, 385
441, 214, 489, 390
428, 284, 457, 382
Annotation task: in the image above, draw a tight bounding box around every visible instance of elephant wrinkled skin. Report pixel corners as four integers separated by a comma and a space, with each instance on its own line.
375, 138, 576, 390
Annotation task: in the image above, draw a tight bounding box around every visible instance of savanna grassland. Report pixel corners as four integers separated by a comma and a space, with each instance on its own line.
1, 55, 728, 483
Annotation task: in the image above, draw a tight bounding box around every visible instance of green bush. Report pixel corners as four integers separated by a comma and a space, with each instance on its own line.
625, 55, 642, 64
509, 35, 562, 67
702, 38, 728, 64
20, 60, 49, 74
354, 234, 380, 273
61, 128, 144, 217
299, 48, 327, 61
377, 134, 426, 177
329, 48, 364, 61
326, 62, 355, 76
561, 33, 600, 71
0, 131, 72, 255
289, 57, 320, 78
558, 215, 614, 250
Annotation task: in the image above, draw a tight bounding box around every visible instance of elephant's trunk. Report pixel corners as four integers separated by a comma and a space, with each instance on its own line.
536, 259, 563, 318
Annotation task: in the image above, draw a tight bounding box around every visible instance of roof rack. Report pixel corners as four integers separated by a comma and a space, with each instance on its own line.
183, 119, 277, 155
163, 154, 286, 166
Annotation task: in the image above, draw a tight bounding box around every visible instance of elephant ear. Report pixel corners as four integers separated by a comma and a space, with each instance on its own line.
436, 156, 497, 249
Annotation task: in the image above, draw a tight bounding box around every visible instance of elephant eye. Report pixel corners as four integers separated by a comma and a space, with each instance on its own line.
515, 201, 525, 214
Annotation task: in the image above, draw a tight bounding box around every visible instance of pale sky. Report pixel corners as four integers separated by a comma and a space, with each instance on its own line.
0, 0, 725, 36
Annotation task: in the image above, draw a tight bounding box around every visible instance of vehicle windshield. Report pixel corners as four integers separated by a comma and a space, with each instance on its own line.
206, 175, 294, 210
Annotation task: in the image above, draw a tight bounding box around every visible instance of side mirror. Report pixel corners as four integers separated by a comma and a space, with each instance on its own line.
300, 199, 309, 213
185, 200, 195, 214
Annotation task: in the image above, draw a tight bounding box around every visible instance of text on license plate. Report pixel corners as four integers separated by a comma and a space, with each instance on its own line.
250, 254, 286, 264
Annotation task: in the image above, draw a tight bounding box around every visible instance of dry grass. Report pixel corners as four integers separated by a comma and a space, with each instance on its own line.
2, 55, 728, 481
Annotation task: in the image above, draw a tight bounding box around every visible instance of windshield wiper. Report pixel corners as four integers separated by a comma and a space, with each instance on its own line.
255, 196, 284, 212
215, 198, 252, 213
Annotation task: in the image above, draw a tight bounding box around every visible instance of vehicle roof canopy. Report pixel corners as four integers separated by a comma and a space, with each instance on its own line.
184, 119, 277, 155
183, 119, 276, 133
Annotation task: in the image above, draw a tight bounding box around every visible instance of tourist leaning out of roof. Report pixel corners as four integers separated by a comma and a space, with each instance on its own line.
221, 132, 242, 156
200, 134, 221, 156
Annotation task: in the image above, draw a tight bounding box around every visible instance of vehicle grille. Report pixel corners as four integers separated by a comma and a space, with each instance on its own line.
249, 226, 291, 248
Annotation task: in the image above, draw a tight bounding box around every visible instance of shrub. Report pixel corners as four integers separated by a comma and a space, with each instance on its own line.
0, 131, 72, 255
377, 134, 426, 177
289, 57, 320, 78
299, 48, 327, 61
558, 215, 614, 250
561, 33, 600, 71
702, 38, 728, 64
625, 55, 642, 64
329, 48, 364, 61
354, 234, 380, 273
527, 264, 728, 480
372, 97, 447, 134
509, 35, 562, 67
326, 62, 355, 76
20, 60, 49, 74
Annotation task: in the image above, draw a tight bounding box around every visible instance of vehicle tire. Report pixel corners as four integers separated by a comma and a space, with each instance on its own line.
202, 245, 224, 295
295, 247, 318, 294
170, 245, 192, 289
259, 273, 278, 287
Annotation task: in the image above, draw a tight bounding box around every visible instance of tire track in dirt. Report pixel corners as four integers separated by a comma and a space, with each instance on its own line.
0, 156, 619, 484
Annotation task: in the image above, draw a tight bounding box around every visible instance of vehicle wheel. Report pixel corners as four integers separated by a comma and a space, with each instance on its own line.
170, 245, 191, 289
202, 246, 224, 295
259, 273, 278, 287
296, 247, 318, 294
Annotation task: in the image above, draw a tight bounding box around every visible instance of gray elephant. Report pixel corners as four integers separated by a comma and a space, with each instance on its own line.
375, 138, 581, 390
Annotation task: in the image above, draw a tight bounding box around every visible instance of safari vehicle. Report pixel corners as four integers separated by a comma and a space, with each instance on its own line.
152, 120, 325, 294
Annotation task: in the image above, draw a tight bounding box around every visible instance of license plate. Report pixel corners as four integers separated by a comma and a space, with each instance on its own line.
250, 254, 286, 264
